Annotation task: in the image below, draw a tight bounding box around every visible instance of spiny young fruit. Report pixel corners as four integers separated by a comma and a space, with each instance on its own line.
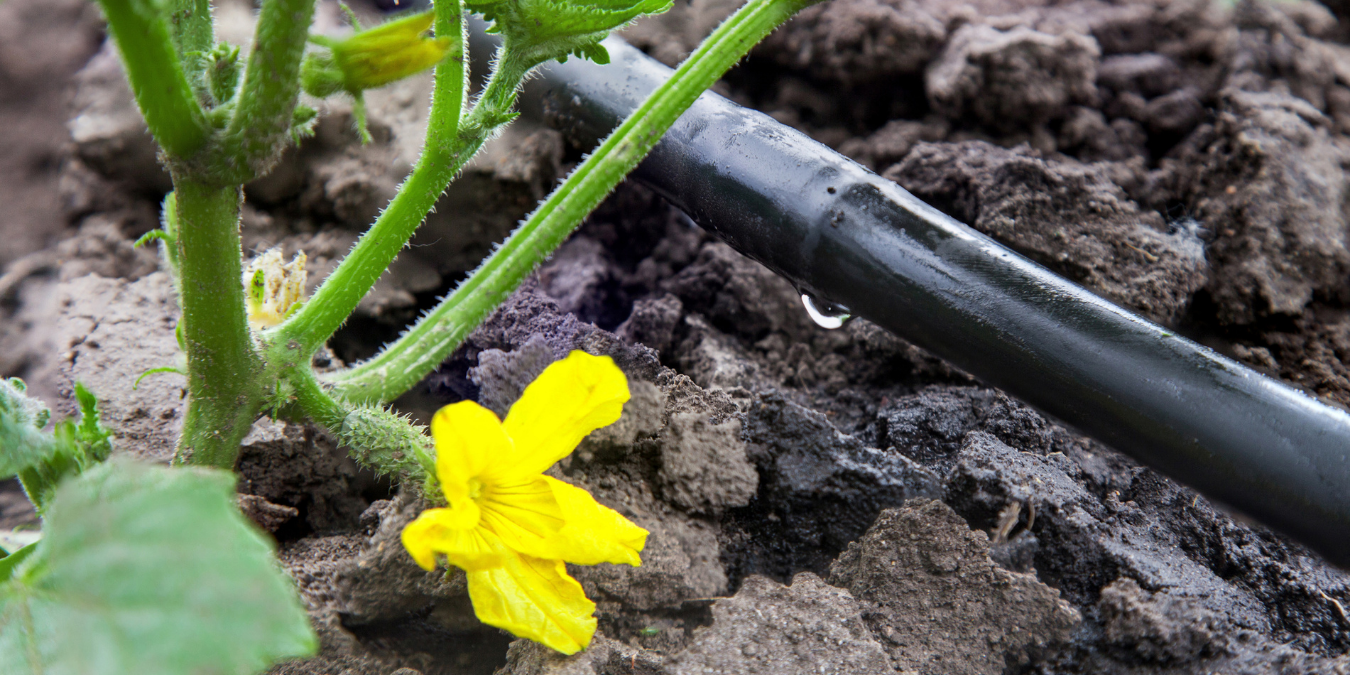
339, 405, 435, 489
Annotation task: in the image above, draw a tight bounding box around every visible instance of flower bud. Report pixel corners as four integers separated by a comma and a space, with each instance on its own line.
302, 10, 451, 97
243, 248, 307, 329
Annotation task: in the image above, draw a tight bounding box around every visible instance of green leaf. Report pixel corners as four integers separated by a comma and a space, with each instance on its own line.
0, 460, 317, 675
68, 383, 114, 464
207, 42, 243, 106
0, 543, 36, 581
4, 381, 115, 515
0, 378, 57, 478
471, 0, 671, 69
571, 41, 610, 65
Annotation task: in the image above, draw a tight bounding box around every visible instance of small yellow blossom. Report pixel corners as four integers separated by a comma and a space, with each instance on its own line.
301, 10, 452, 144
401, 351, 648, 654
303, 10, 451, 97
243, 248, 307, 329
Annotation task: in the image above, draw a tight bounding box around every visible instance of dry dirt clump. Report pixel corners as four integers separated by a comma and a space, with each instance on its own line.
5, 0, 1350, 674
828, 500, 1081, 675
887, 141, 1207, 325
50, 272, 182, 460
927, 23, 1102, 132
1097, 577, 1224, 664
666, 573, 891, 675
1152, 89, 1350, 324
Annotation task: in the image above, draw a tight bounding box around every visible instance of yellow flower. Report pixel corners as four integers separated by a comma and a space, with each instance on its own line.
300, 10, 452, 144
329, 10, 451, 92
303, 10, 452, 97
401, 351, 648, 654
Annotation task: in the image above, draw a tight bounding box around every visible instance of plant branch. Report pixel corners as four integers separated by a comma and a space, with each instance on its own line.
288, 368, 436, 490
172, 178, 264, 469
287, 368, 348, 430
96, 0, 210, 158
277, 3, 526, 359
325, 0, 820, 404
431, 0, 470, 146
221, 0, 317, 182
166, 0, 214, 92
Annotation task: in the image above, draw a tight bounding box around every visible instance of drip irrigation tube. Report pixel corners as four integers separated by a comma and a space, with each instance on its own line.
489, 31, 1350, 567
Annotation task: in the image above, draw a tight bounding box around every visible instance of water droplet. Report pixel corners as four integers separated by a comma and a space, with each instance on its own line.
801, 293, 851, 329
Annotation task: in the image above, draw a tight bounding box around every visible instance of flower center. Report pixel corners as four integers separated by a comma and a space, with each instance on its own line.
468, 477, 484, 502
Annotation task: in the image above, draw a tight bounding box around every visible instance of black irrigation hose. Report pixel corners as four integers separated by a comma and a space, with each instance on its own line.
491, 31, 1350, 568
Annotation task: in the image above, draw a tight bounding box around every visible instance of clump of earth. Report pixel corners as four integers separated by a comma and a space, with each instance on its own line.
2, 0, 1350, 673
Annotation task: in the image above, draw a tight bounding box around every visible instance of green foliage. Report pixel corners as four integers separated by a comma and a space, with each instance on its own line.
207, 42, 243, 107
471, 0, 672, 68
66, 0, 811, 660
166, 0, 215, 69
68, 383, 115, 463
21, 385, 114, 514
291, 102, 320, 143
0, 460, 317, 675
0, 543, 36, 578
325, 0, 820, 406
1, 380, 112, 514
0, 378, 54, 477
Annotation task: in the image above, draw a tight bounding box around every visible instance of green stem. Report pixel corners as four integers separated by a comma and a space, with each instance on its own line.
474, 33, 534, 117
221, 0, 316, 182
95, 0, 209, 158
326, 0, 818, 404
288, 369, 347, 431
432, 0, 470, 144
172, 178, 263, 469
276, 6, 524, 359
288, 368, 436, 490
167, 0, 214, 92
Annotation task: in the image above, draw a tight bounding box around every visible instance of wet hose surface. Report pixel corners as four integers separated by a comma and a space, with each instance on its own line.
498, 33, 1350, 567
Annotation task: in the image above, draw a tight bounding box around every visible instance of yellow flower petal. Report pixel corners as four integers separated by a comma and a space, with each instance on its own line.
479, 477, 566, 560
432, 401, 511, 506
467, 553, 597, 655
497, 352, 630, 480
401, 506, 506, 572
541, 476, 648, 566
402, 513, 442, 571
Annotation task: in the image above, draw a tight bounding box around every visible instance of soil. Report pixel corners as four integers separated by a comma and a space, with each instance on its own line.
3, 0, 1350, 674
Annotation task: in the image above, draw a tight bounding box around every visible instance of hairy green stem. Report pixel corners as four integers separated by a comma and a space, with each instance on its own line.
288, 369, 347, 431
277, 4, 525, 359
325, 0, 819, 404
220, 0, 316, 182
173, 178, 263, 469
432, 0, 470, 144
166, 0, 214, 91
96, 0, 209, 158
473, 33, 534, 116
287, 369, 435, 489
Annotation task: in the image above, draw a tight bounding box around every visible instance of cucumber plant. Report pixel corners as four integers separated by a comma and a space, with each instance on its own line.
0, 0, 820, 670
